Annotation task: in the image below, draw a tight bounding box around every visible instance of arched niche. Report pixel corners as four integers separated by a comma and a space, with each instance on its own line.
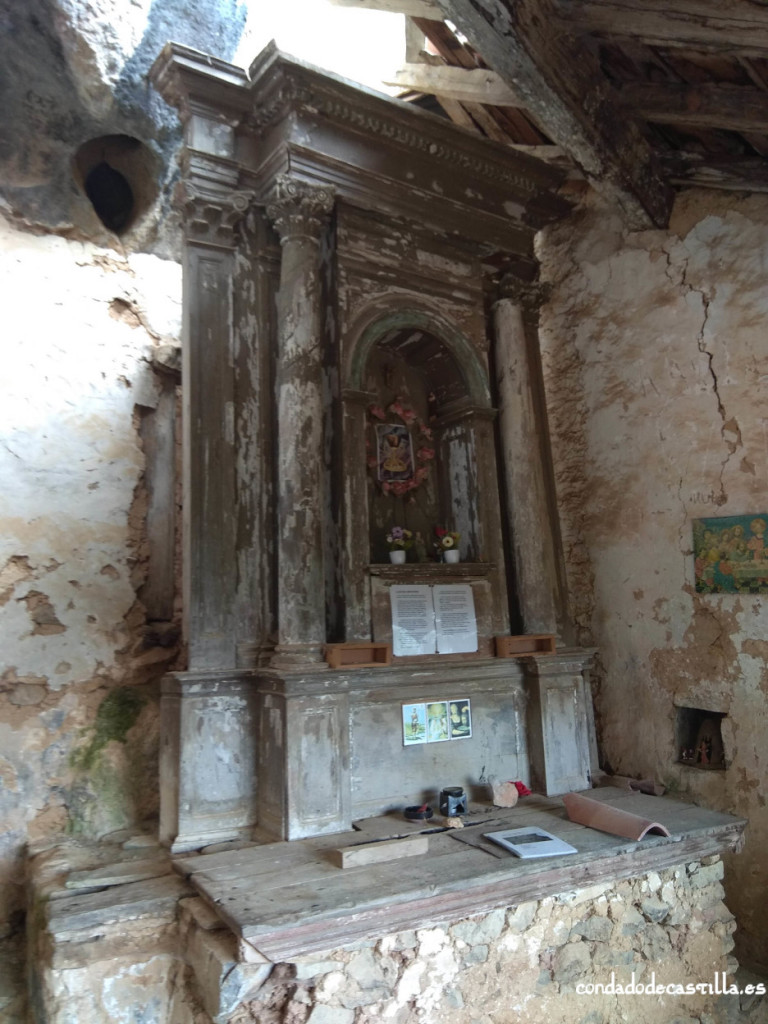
341, 306, 508, 644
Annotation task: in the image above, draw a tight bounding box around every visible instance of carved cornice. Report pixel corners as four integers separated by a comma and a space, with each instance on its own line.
250, 80, 313, 130
266, 175, 335, 245
178, 183, 255, 249
248, 71, 549, 201
316, 94, 540, 197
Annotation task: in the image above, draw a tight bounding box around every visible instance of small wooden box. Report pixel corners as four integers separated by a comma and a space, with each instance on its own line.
495, 634, 556, 658
325, 642, 392, 669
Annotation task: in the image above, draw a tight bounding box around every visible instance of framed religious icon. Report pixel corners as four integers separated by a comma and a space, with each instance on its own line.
426, 701, 449, 742
376, 423, 414, 483
693, 514, 768, 593
402, 703, 427, 745
448, 698, 472, 739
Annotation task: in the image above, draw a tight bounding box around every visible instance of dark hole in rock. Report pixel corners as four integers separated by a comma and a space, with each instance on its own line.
85, 162, 135, 232
74, 134, 160, 237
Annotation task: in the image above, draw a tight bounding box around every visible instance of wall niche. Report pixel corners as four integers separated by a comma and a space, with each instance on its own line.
364, 326, 475, 564
676, 706, 727, 770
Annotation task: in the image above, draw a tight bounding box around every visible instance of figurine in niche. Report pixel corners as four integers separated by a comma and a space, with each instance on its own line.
693, 717, 724, 768
376, 423, 414, 482
382, 433, 407, 474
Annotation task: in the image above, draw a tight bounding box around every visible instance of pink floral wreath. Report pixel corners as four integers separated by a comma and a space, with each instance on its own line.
367, 398, 435, 498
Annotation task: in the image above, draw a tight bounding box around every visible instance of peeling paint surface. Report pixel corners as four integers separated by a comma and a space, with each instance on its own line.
538, 190, 768, 969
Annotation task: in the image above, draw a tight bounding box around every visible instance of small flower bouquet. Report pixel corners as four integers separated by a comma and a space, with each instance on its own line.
434, 526, 461, 562
387, 526, 414, 551
434, 526, 460, 554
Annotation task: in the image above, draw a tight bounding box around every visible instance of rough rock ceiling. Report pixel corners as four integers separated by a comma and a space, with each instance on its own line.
337, 0, 768, 229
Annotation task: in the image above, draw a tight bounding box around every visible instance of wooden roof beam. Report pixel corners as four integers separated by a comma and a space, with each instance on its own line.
384, 64, 521, 105
623, 81, 768, 135
557, 0, 768, 58
664, 153, 768, 193
435, 0, 673, 228
327, 0, 442, 19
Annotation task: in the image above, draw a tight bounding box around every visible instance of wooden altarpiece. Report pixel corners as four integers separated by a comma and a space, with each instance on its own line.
151, 42, 596, 850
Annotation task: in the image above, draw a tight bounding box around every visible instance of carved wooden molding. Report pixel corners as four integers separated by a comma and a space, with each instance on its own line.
178, 183, 255, 248
266, 175, 335, 245
250, 76, 544, 199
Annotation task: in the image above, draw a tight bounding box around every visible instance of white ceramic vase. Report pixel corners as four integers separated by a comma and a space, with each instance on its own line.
443, 549, 460, 563
389, 549, 406, 564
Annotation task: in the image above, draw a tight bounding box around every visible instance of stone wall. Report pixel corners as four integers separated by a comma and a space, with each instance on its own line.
537, 189, 768, 971
29, 840, 762, 1024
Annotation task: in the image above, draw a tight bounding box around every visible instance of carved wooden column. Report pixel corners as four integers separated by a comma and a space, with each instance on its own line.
266, 175, 335, 666
341, 388, 375, 642
180, 184, 254, 669
493, 277, 562, 637
160, 183, 261, 853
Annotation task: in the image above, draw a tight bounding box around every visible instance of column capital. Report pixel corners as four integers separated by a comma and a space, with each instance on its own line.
496, 273, 551, 314
178, 183, 256, 249
266, 175, 335, 245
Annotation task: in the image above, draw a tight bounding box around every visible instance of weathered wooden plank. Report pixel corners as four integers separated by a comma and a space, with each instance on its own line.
328, 0, 441, 17
385, 64, 520, 105
463, 101, 518, 143
197, 806, 735, 925
405, 16, 426, 61
665, 154, 768, 192
330, 835, 429, 868
558, 0, 768, 57
435, 0, 672, 228
409, 49, 483, 134
174, 832, 351, 882
622, 81, 768, 134
46, 875, 191, 935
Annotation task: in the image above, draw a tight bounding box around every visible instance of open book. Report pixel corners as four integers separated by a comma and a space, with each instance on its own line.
563, 792, 671, 840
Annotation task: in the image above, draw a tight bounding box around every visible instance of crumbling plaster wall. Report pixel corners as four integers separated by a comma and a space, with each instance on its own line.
0, 2, 256, 1018
0, 212, 182, 1021
537, 189, 768, 970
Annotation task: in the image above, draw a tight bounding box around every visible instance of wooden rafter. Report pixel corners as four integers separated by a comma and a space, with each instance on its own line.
435, 0, 673, 228
665, 153, 768, 192
327, 0, 441, 18
384, 64, 520, 105
622, 81, 768, 135
557, 0, 768, 57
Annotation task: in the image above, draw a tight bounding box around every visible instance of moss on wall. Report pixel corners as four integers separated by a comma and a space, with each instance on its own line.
71, 687, 145, 773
